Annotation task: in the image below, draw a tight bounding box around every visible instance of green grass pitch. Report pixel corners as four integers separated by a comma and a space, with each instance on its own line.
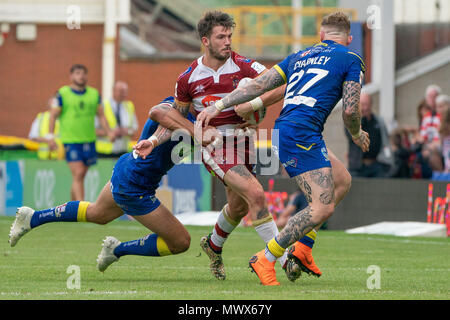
0, 216, 448, 300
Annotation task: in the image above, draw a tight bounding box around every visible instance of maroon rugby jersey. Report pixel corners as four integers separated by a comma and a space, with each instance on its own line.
175, 51, 266, 135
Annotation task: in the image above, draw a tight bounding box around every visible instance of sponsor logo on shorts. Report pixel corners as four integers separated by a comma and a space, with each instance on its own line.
321, 147, 330, 161
282, 157, 298, 168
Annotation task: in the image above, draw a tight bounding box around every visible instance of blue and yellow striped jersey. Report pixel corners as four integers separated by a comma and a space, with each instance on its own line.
274, 40, 365, 137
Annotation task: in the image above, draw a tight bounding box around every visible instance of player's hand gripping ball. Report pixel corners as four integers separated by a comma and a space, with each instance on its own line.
237, 77, 266, 125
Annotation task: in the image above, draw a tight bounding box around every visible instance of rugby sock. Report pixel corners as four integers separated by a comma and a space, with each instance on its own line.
30, 201, 89, 228
113, 233, 172, 258
265, 238, 286, 263
298, 229, 317, 249
209, 205, 240, 253
253, 215, 287, 267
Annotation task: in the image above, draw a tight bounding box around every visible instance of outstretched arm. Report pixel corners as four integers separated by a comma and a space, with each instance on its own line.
197, 68, 286, 126
342, 81, 370, 152
235, 84, 286, 120
133, 101, 220, 159
149, 101, 195, 136
133, 101, 192, 159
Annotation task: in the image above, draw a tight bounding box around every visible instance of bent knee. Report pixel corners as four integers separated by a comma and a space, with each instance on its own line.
85, 204, 111, 225
311, 203, 335, 223
248, 188, 266, 208
342, 170, 352, 193
169, 234, 191, 254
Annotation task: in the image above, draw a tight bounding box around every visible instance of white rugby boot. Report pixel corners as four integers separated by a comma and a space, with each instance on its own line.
9, 206, 34, 247
96, 236, 121, 272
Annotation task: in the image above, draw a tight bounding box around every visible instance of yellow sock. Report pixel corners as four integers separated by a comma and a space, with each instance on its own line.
76, 201, 90, 222
266, 238, 286, 260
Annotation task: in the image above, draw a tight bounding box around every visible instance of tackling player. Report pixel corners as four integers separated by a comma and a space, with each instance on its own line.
9, 97, 215, 272
148, 11, 290, 281
140, 11, 323, 282
197, 12, 370, 285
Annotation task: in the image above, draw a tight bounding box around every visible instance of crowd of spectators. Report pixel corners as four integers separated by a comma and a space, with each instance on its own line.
347, 84, 450, 179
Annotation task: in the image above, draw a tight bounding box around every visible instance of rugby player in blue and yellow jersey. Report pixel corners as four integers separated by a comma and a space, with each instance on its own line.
197, 12, 370, 285
9, 97, 215, 272
48, 64, 115, 201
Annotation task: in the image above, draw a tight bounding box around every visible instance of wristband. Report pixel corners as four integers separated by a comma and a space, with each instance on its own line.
249, 97, 263, 111
215, 100, 226, 111
148, 135, 158, 148
351, 128, 362, 139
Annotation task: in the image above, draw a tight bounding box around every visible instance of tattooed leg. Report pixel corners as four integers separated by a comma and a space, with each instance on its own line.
275, 167, 335, 249
224, 165, 288, 267
224, 165, 268, 221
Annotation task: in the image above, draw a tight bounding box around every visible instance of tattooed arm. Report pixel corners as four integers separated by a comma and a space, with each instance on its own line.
342, 81, 370, 152
197, 68, 286, 126
149, 101, 194, 136
235, 84, 286, 120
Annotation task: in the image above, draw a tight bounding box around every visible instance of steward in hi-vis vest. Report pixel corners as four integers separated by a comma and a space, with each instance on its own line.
96, 98, 138, 157
28, 111, 64, 160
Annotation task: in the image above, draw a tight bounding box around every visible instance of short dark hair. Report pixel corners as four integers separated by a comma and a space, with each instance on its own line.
197, 11, 236, 39
70, 64, 88, 74
321, 11, 351, 34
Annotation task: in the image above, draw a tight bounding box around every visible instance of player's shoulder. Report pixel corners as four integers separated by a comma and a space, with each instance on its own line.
231, 51, 254, 64
58, 85, 71, 94
85, 85, 99, 94
232, 51, 266, 75
159, 96, 175, 106
339, 47, 366, 72
176, 59, 198, 82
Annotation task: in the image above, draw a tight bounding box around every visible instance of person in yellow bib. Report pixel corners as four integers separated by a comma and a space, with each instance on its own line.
96, 81, 139, 158
28, 97, 64, 160
47, 64, 115, 201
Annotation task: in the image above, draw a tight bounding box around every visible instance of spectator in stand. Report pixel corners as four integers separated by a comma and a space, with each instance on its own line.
419, 85, 444, 172
345, 91, 392, 177
417, 101, 432, 128
388, 128, 412, 178
419, 85, 441, 143
437, 95, 450, 173
276, 190, 308, 228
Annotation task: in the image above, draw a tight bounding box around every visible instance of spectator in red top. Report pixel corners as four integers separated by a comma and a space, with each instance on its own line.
419, 84, 443, 172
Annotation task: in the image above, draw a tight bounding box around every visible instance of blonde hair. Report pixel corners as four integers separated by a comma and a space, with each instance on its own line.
321, 12, 351, 34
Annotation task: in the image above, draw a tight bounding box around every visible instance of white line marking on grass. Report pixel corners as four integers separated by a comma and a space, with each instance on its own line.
322, 234, 449, 246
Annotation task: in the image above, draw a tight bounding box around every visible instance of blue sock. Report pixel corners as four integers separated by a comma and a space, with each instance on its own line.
30, 201, 88, 228
113, 234, 172, 258
298, 229, 317, 249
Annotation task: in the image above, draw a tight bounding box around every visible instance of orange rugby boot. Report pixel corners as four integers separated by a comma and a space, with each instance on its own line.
287, 241, 322, 278
249, 250, 280, 286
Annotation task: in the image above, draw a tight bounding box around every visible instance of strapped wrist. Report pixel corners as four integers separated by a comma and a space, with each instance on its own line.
148, 135, 159, 148
215, 100, 225, 111
249, 97, 263, 111
351, 128, 362, 139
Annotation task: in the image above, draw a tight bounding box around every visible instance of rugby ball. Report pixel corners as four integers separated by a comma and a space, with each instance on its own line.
237, 77, 266, 125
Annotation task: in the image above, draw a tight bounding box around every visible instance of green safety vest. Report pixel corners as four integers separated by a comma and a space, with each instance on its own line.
58, 85, 99, 144
36, 111, 64, 160
96, 99, 136, 154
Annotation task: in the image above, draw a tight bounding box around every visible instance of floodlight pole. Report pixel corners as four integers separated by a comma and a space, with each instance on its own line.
372, 0, 396, 130
102, 0, 117, 102
292, 0, 303, 52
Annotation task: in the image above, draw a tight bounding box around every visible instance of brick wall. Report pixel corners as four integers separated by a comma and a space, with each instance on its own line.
0, 23, 281, 139
0, 24, 103, 137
